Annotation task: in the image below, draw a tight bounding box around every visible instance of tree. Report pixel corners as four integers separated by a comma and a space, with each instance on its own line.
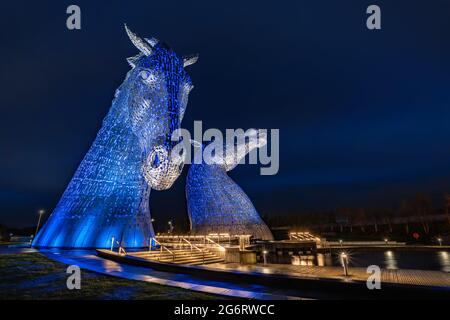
398, 199, 414, 234
353, 208, 368, 232
445, 194, 450, 225
412, 193, 432, 234
382, 208, 395, 233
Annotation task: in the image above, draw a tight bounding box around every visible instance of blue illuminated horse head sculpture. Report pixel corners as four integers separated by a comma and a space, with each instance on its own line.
33, 25, 197, 248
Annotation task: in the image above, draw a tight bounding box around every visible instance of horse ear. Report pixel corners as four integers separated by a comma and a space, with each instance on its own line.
126, 53, 143, 68
183, 54, 199, 67
124, 24, 154, 56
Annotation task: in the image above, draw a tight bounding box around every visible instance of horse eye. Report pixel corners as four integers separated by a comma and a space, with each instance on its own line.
151, 153, 160, 168
139, 70, 150, 80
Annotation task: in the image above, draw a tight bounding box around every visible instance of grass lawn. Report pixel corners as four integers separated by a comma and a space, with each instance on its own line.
0, 252, 228, 300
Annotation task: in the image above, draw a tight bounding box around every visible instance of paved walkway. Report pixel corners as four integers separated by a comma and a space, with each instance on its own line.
205, 262, 450, 287
3, 247, 449, 299
38, 249, 306, 300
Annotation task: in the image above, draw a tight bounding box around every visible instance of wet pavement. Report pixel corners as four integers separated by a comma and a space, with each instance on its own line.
205, 262, 450, 287
36, 249, 306, 299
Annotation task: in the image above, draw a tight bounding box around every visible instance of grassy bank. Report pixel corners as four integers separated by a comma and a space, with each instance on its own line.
0, 252, 227, 300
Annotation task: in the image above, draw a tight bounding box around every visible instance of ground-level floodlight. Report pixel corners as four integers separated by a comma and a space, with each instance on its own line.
340, 252, 349, 276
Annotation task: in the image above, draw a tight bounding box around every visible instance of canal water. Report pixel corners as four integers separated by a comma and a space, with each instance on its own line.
317, 250, 450, 272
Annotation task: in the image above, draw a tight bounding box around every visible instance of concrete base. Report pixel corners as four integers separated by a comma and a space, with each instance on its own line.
224, 247, 256, 264
240, 251, 257, 264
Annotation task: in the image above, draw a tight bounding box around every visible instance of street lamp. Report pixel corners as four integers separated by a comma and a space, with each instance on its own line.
34, 209, 45, 238
437, 237, 443, 246
340, 252, 349, 276
262, 250, 268, 265
339, 239, 343, 247
384, 238, 389, 245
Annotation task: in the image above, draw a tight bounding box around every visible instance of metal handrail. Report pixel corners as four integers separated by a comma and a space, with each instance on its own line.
116, 240, 127, 255
182, 238, 203, 252
150, 237, 175, 261
182, 237, 205, 263
182, 238, 193, 251
205, 236, 225, 250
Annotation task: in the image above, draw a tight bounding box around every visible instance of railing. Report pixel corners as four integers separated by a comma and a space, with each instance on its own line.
150, 237, 175, 262
205, 236, 225, 251
110, 237, 127, 255
323, 241, 405, 247
289, 232, 319, 241
182, 237, 206, 264
155, 234, 236, 246
182, 238, 194, 251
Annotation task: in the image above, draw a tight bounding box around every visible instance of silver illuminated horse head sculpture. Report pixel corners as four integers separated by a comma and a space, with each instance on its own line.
186, 129, 274, 240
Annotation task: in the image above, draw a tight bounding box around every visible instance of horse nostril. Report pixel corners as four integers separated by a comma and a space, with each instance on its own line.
151, 153, 160, 168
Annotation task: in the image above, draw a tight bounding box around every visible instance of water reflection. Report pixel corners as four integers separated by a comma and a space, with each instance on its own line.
101, 259, 124, 272
384, 251, 398, 270
314, 250, 450, 272
438, 251, 450, 272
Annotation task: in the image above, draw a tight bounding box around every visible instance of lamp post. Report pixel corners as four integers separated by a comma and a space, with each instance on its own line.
437, 238, 443, 246
341, 252, 349, 276
339, 239, 343, 247
263, 250, 268, 265
34, 209, 45, 238
384, 238, 389, 245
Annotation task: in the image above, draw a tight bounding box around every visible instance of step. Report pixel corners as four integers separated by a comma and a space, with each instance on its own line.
144, 253, 217, 262
143, 253, 222, 262
132, 251, 211, 258
128, 250, 223, 265
156, 258, 224, 265
160, 256, 221, 263
187, 258, 225, 266
171, 255, 218, 263
131, 250, 195, 256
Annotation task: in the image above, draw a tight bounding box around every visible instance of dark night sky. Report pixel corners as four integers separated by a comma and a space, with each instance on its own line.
1, 1, 450, 228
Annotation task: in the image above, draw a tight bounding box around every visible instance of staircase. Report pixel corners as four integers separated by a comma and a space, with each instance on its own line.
129, 248, 224, 265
